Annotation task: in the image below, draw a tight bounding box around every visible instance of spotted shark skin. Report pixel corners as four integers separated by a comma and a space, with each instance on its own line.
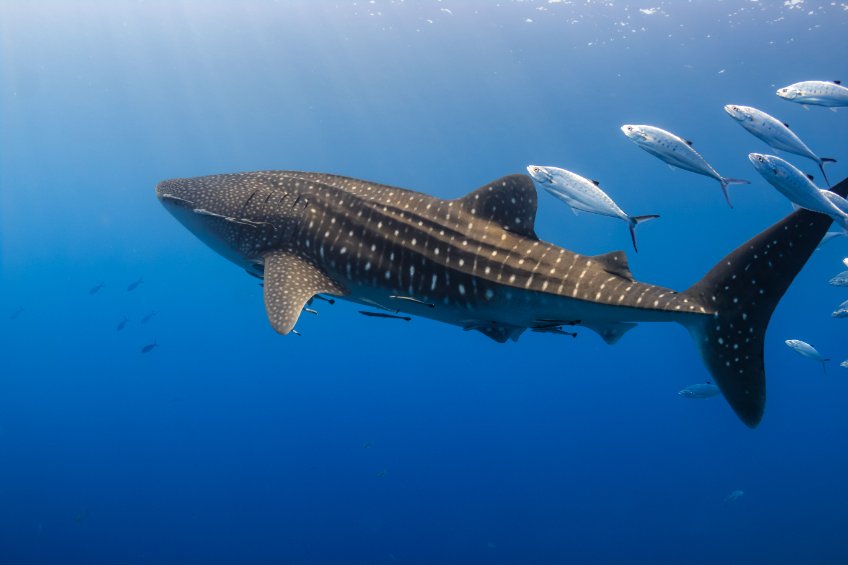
157, 171, 848, 427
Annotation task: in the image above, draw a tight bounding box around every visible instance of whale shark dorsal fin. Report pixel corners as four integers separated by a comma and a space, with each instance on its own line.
593, 250, 634, 281
263, 251, 346, 335
459, 174, 538, 239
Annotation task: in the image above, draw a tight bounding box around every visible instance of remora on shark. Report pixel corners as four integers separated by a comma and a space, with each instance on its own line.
157, 171, 848, 427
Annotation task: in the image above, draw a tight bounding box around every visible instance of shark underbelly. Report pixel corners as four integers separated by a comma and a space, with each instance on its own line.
328, 260, 705, 336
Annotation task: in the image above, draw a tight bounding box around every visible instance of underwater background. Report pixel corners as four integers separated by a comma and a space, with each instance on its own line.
2, 1, 848, 563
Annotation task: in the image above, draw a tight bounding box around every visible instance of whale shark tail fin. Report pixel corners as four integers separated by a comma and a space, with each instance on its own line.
681, 176, 848, 427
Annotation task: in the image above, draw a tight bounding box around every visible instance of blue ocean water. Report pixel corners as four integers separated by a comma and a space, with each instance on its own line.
2, 1, 848, 563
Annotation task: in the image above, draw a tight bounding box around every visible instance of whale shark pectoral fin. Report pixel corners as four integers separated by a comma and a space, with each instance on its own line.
459, 174, 539, 239
583, 321, 638, 345
262, 251, 346, 335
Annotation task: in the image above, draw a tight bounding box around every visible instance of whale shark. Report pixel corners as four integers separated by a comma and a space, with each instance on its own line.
157, 171, 848, 427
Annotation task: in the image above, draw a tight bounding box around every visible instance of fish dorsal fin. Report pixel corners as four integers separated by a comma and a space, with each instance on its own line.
685, 139, 693, 146
593, 250, 634, 281
583, 321, 638, 345
806, 173, 815, 181
783, 122, 790, 128
592, 179, 601, 186
834, 80, 842, 85
263, 251, 346, 335
459, 174, 539, 239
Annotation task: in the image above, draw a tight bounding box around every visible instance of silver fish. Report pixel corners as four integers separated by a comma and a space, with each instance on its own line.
621, 124, 749, 207
829, 271, 848, 287
678, 382, 720, 399
785, 339, 829, 372
526, 165, 659, 252
748, 154, 848, 230
833, 300, 848, 318
724, 490, 744, 504
817, 231, 846, 250
724, 105, 836, 186
777, 80, 848, 109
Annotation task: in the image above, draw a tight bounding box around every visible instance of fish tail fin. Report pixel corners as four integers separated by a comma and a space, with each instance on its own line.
627, 214, 660, 253
680, 176, 848, 427
718, 178, 751, 209
819, 158, 836, 187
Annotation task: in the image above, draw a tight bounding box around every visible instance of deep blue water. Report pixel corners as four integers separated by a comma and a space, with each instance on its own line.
2, 2, 848, 564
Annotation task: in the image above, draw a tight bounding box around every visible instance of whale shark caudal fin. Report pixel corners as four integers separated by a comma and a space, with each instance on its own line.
263, 251, 346, 335
718, 178, 750, 209
682, 175, 848, 427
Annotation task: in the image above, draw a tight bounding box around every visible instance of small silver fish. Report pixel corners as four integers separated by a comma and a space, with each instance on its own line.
831, 299, 848, 318
141, 340, 158, 354
748, 154, 848, 229
785, 339, 829, 372
724, 490, 744, 504
777, 80, 848, 109
621, 124, 749, 207
724, 105, 836, 186
526, 165, 659, 252
829, 271, 848, 287
817, 231, 846, 250
116, 317, 129, 331
678, 382, 720, 399
841, 361, 848, 369
126, 277, 144, 292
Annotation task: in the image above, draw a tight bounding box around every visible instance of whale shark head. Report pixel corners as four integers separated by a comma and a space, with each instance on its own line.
157, 174, 280, 271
